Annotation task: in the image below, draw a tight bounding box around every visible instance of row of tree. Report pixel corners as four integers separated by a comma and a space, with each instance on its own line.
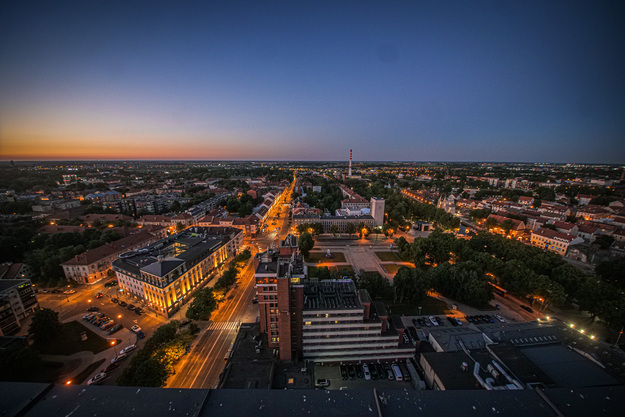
118, 320, 199, 387
394, 230, 625, 329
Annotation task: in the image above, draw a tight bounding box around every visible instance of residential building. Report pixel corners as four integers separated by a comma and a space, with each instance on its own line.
62, 231, 160, 284
112, 227, 242, 318
0, 279, 38, 336
292, 214, 374, 233
0, 263, 34, 281
530, 228, 584, 256
370, 197, 385, 227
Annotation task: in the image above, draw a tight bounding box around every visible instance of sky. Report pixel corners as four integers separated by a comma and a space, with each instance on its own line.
1, 0, 624, 163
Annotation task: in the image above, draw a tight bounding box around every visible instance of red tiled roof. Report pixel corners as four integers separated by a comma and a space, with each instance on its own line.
532, 228, 576, 242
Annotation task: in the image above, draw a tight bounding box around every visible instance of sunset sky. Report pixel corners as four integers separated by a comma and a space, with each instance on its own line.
1, 1, 624, 162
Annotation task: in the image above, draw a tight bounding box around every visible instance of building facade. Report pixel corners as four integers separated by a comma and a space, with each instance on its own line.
0, 279, 39, 336
112, 227, 243, 318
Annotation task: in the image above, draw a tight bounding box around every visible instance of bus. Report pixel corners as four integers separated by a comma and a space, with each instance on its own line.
488, 282, 508, 297
391, 363, 403, 381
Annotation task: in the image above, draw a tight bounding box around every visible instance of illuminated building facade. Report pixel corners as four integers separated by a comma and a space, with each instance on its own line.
112, 227, 242, 317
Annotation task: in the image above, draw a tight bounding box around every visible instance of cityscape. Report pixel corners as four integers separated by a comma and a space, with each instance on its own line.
1, 1, 625, 417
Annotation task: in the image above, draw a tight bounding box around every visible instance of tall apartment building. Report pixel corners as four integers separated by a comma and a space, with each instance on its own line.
370, 197, 385, 227
255, 235, 413, 363
112, 227, 242, 318
0, 279, 39, 336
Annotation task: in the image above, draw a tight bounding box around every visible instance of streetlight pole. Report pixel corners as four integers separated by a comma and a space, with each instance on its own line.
111, 340, 118, 357
615, 327, 624, 347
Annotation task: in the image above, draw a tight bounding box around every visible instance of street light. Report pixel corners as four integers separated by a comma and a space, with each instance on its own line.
111, 340, 118, 356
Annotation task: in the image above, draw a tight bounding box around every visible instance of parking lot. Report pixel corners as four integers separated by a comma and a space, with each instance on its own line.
313, 362, 416, 391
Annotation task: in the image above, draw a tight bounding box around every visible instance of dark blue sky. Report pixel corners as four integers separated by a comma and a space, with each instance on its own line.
1, 0, 624, 162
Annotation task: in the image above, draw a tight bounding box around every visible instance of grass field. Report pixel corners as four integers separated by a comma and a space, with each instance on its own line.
306, 251, 347, 263
375, 251, 401, 262
37, 321, 111, 355
381, 264, 402, 275
74, 359, 106, 385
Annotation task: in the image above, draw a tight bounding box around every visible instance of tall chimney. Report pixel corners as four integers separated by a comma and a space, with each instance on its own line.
349, 149, 352, 177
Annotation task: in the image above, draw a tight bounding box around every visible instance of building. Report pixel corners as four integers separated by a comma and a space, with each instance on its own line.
530, 228, 584, 256
370, 197, 385, 227
0, 279, 38, 336
61, 231, 160, 284
112, 227, 243, 318
292, 213, 374, 233
255, 236, 413, 363
0, 263, 34, 281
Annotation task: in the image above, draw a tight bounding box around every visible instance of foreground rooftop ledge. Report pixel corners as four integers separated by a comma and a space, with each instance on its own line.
1, 382, 623, 417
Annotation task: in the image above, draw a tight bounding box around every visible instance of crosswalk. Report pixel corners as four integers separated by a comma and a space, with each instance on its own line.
207, 321, 240, 331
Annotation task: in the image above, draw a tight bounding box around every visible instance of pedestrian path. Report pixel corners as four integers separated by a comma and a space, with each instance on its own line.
207, 321, 240, 331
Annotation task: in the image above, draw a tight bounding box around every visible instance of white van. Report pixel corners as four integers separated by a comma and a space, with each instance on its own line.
391, 363, 403, 381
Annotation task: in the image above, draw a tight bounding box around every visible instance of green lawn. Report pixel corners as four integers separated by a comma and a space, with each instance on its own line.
381, 264, 402, 275
384, 296, 450, 316
36, 321, 111, 355
375, 251, 401, 262
306, 251, 347, 263
74, 359, 106, 385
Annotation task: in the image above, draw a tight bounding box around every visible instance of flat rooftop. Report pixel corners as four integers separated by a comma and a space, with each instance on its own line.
112, 227, 239, 279
303, 279, 362, 311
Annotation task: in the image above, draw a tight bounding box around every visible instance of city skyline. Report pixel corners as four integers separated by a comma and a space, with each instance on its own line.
1, 1, 625, 163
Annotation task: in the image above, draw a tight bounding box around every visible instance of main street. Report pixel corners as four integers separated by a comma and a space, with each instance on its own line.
167, 177, 296, 388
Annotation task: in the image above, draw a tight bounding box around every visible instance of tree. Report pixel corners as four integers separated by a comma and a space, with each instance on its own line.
28, 308, 61, 347
500, 219, 514, 234
382, 223, 395, 237
185, 288, 217, 321
329, 224, 338, 236
176, 222, 185, 232
345, 223, 356, 237
393, 267, 431, 304
299, 232, 314, 257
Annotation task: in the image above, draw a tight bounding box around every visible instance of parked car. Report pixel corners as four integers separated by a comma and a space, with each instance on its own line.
428, 316, 439, 327
87, 372, 106, 385
137, 331, 145, 339
134, 307, 142, 315
403, 333, 410, 344
119, 301, 127, 307
111, 353, 128, 364
520, 305, 534, 313
131, 325, 142, 333
399, 363, 412, 382
101, 321, 116, 331
356, 365, 364, 379
315, 379, 330, 388
103, 363, 119, 373
95, 293, 103, 299
340, 365, 348, 380
495, 314, 506, 323
111, 298, 119, 303
83, 313, 94, 321
252, 297, 258, 304
127, 304, 135, 311
120, 344, 136, 355
362, 364, 371, 381
87, 306, 100, 312
348, 365, 356, 380
369, 364, 379, 380
386, 367, 395, 380
108, 324, 123, 335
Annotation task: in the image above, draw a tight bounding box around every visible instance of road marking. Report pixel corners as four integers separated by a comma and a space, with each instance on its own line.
207, 321, 240, 331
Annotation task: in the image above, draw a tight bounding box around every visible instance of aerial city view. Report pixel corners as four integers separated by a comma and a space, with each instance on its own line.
1, 1, 624, 416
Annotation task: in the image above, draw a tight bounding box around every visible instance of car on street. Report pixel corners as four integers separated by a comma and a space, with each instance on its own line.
111, 353, 128, 364
95, 293, 103, 298
134, 307, 142, 315
495, 314, 506, 323
87, 306, 100, 312
63, 289, 76, 295
137, 331, 145, 339
315, 379, 330, 388
127, 304, 135, 311
520, 305, 534, 313
103, 363, 119, 373
119, 301, 127, 307
131, 325, 142, 333
111, 298, 118, 303
120, 344, 136, 355
87, 372, 107, 385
